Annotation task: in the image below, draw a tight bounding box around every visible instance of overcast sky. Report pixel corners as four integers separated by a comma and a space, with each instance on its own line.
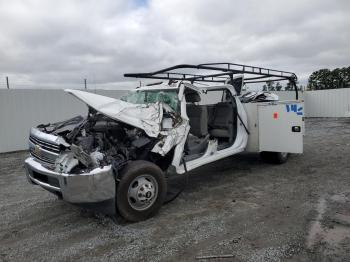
0, 0, 349, 89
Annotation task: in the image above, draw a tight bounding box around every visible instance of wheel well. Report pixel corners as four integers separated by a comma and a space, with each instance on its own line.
148, 148, 175, 171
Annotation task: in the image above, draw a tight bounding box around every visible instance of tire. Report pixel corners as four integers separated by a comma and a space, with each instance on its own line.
260, 152, 289, 164
116, 160, 167, 222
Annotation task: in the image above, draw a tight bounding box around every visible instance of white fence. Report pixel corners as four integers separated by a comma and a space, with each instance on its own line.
0, 88, 349, 153
304, 89, 350, 117
0, 89, 128, 153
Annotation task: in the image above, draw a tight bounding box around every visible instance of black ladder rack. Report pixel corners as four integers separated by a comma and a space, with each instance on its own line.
124, 63, 299, 99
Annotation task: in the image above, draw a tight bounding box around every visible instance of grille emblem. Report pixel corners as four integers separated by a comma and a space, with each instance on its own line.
33, 145, 41, 157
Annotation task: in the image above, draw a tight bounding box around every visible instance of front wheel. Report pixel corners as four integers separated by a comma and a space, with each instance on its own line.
116, 160, 167, 222
260, 152, 289, 164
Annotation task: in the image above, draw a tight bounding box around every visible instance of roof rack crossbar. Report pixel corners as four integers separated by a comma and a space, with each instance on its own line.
245, 78, 290, 84
134, 74, 227, 83
124, 63, 298, 99
199, 62, 296, 76
244, 75, 272, 81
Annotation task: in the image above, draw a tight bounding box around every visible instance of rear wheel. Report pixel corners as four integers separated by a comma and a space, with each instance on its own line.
260, 152, 289, 164
116, 160, 166, 222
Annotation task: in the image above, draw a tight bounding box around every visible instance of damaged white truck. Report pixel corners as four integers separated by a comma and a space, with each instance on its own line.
24, 63, 303, 222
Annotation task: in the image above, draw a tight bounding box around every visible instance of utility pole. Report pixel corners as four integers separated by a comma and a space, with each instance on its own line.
84, 78, 87, 90
6, 76, 9, 89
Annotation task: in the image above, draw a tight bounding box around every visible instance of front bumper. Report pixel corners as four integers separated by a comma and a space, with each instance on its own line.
24, 157, 116, 214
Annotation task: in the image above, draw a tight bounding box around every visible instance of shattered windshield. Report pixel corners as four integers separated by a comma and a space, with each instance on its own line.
121, 89, 179, 112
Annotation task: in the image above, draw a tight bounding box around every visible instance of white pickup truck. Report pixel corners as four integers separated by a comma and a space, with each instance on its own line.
24, 63, 303, 222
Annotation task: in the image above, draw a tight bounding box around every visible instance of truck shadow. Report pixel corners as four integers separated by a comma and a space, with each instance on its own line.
183, 152, 270, 192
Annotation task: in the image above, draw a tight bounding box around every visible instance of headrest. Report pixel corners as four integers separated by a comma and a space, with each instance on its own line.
185, 91, 201, 103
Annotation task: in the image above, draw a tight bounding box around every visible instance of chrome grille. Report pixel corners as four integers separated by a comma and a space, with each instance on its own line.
29, 135, 60, 153
30, 150, 56, 165
29, 128, 62, 167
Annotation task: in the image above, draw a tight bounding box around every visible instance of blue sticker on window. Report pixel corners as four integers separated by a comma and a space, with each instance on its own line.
286, 104, 303, 116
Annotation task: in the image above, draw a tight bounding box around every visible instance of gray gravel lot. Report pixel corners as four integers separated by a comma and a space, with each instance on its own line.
1, 118, 350, 262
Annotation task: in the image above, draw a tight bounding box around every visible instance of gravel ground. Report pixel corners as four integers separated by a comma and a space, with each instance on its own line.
1, 118, 350, 262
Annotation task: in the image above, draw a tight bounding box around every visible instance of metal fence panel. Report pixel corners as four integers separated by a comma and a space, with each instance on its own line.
0, 89, 127, 153
304, 89, 350, 117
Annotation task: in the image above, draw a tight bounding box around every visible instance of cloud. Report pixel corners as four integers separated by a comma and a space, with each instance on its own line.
0, 0, 349, 88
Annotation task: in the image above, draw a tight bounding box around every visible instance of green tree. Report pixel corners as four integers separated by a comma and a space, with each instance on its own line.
285, 81, 294, 91
266, 81, 275, 91
275, 82, 282, 91
284, 80, 302, 91
307, 67, 350, 90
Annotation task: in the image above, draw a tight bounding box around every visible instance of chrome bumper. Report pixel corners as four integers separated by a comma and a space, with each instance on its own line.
24, 157, 116, 213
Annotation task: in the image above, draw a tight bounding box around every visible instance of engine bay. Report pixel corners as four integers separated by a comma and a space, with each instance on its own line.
36, 108, 158, 174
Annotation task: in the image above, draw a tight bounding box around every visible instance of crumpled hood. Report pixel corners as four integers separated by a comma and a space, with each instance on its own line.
65, 89, 163, 137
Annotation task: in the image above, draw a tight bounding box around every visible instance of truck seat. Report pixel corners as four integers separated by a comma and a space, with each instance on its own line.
209, 102, 235, 142
185, 91, 209, 155
185, 91, 208, 137
186, 104, 208, 137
